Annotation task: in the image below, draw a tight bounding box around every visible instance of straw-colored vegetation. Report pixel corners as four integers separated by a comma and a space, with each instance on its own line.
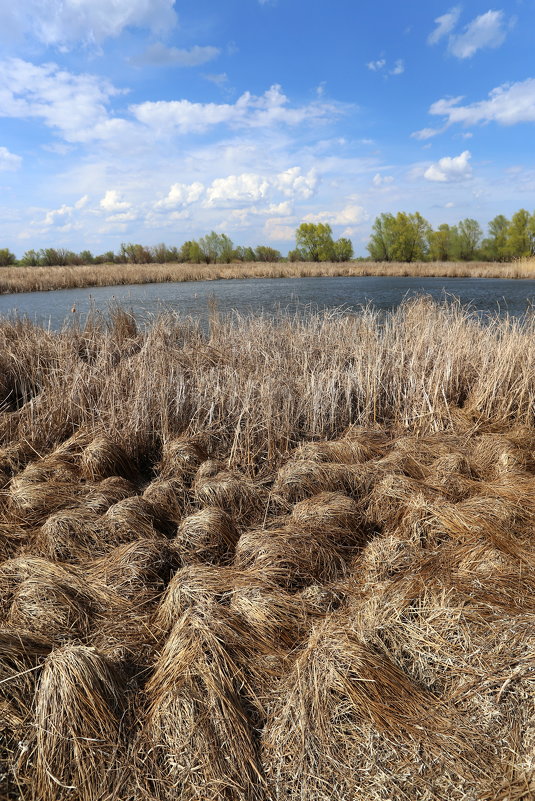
1, 256, 535, 294
1, 298, 534, 800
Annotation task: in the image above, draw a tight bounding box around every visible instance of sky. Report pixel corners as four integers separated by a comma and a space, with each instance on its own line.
0, 1, 534, 257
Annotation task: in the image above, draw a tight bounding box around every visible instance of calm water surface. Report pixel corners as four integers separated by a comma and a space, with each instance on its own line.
1, 276, 535, 329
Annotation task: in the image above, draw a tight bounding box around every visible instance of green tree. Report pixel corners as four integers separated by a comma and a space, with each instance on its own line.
457, 218, 482, 261
255, 245, 282, 262
390, 212, 431, 262
198, 231, 234, 263
367, 213, 396, 261
428, 224, 456, 261
20, 249, 40, 266
482, 215, 510, 261
79, 250, 94, 264
506, 209, 534, 258
0, 248, 16, 266
332, 237, 354, 262
295, 223, 335, 261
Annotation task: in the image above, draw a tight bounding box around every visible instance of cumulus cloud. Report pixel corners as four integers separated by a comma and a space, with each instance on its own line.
304, 205, 368, 226
156, 182, 205, 208
423, 150, 472, 182
390, 60, 405, 75
0, 0, 176, 46
43, 195, 89, 225
429, 79, 535, 127
0, 146, 22, 171
100, 190, 131, 212
132, 85, 341, 135
132, 43, 220, 68
449, 10, 508, 59
204, 167, 317, 207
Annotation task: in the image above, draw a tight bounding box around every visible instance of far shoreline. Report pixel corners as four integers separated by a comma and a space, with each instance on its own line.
1, 259, 534, 295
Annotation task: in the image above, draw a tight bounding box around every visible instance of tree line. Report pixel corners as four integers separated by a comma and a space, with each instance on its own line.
368, 209, 535, 262
0, 234, 283, 267
2, 210, 534, 268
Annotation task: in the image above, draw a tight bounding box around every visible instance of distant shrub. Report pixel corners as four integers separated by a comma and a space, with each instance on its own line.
0, 248, 16, 266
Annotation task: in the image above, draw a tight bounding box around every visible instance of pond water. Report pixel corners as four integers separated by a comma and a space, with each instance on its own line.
1, 275, 535, 329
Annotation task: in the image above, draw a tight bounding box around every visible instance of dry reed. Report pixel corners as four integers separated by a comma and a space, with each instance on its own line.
1, 258, 535, 295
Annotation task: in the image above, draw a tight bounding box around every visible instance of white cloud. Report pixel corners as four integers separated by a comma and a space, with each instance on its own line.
411, 126, 444, 140
43, 195, 88, 225
0, 0, 176, 46
263, 218, 295, 241
429, 79, 535, 127
157, 182, 205, 209
390, 59, 405, 76
132, 44, 220, 68
0, 146, 22, 171
372, 173, 394, 187
423, 150, 472, 182
100, 190, 131, 212
0, 58, 125, 144
449, 10, 507, 59
304, 205, 368, 226
367, 59, 386, 71
205, 173, 270, 205
429, 78, 535, 125
428, 6, 461, 45
132, 85, 341, 135
204, 167, 317, 207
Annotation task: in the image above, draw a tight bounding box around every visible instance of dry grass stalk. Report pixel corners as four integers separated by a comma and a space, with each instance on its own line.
174, 506, 239, 564
194, 462, 267, 525
2, 259, 535, 296
234, 524, 350, 588
142, 478, 187, 528
81, 434, 140, 482
142, 606, 267, 801
27, 644, 129, 801
290, 491, 365, 546
85, 538, 180, 601
272, 460, 371, 505
84, 475, 137, 513
158, 435, 207, 481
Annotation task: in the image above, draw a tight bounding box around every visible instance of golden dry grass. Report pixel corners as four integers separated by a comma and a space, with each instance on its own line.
1, 256, 535, 294
1, 299, 535, 800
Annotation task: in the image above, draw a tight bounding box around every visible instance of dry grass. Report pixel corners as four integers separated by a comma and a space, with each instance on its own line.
2, 258, 535, 294
1, 299, 535, 800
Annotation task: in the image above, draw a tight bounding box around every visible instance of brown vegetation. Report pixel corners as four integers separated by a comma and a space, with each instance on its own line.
1, 256, 535, 294
1, 299, 534, 799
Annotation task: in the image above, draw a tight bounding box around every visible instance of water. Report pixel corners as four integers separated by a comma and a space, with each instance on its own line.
1, 275, 535, 329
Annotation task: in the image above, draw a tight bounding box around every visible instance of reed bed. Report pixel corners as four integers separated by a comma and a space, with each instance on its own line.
1, 298, 534, 800
1, 257, 535, 295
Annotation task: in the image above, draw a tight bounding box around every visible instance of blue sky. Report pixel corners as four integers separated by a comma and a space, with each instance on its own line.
0, 0, 534, 257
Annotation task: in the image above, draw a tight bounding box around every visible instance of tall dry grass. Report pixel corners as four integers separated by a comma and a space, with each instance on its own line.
1, 298, 534, 800
1, 257, 535, 294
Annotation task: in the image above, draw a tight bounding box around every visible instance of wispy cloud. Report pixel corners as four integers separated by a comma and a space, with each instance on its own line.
449, 10, 508, 59
131, 43, 220, 68
428, 7, 461, 45
0, 0, 177, 46
428, 8, 510, 59
0, 146, 22, 171
430, 79, 535, 127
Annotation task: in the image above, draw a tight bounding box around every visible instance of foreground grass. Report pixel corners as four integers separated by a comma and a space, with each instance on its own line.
1, 257, 535, 294
1, 299, 534, 800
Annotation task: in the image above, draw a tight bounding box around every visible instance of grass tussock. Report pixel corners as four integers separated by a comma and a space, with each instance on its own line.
2, 258, 535, 295
1, 299, 535, 800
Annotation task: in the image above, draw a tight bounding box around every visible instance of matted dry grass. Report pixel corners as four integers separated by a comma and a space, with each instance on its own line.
1, 300, 534, 800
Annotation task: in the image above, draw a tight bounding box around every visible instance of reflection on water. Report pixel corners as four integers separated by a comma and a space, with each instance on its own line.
0, 275, 535, 329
